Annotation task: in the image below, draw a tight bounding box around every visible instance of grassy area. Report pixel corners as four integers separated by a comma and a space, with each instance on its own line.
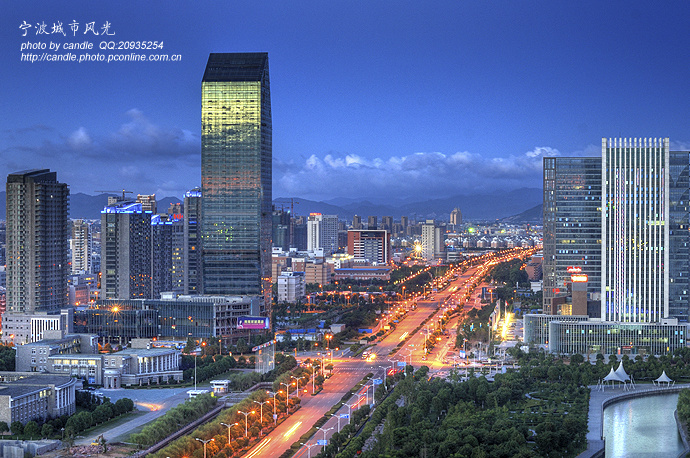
79, 411, 146, 443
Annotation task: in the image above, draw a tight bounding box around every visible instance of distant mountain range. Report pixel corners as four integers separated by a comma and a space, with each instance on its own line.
275, 187, 543, 222
0, 187, 543, 223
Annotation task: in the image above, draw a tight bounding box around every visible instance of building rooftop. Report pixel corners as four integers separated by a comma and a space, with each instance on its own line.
203, 53, 268, 82
0, 375, 74, 398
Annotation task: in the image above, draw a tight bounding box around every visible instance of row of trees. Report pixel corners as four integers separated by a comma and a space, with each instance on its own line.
131, 393, 217, 448
2, 394, 134, 442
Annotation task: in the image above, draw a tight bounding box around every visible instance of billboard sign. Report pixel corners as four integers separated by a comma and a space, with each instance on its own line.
373, 378, 383, 385
237, 316, 269, 330
317, 440, 328, 446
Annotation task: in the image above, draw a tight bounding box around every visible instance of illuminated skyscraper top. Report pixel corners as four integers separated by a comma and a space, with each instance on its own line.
201, 53, 272, 307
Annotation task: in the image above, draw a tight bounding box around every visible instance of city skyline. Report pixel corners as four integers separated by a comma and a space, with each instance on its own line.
5, 1, 690, 202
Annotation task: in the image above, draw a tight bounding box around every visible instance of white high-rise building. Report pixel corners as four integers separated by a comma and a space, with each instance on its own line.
307, 213, 339, 255
421, 220, 441, 261
602, 137, 670, 322
71, 219, 92, 275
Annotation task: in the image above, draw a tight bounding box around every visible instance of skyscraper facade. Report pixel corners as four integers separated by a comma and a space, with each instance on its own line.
183, 188, 202, 295
347, 229, 391, 264
421, 220, 442, 261
100, 200, 152, 300
542, 157, 602, 312
450, 208, 462, 226
6, 169, 69, 314
307, 213, 339, 255
602, 137, 670, 322
71, 219, 92, 275
201, 53, 272, 308
669, 151, 690, 320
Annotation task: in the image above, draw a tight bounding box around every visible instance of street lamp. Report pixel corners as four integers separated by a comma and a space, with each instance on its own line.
290, 375, 301, 398
378, 365, 388, 388
237, 410, 255, 437
344, 402, 356, 425
195, 437, 213, 458
220, 422, 238, 446
317, 426, 334, 443
267, 391, 278, 423
280, 382, 291, 413
253, 400, 269, 433
301, 442, 317, 458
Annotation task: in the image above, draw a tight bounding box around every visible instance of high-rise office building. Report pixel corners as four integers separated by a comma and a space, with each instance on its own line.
151, 214, 184, 299
602, 138, 670, 322
136, 194, 157, 213
71, 219, 92, 275
272, 207, 291, 251
306, 213, 339, 255
101, 200, 152, 300
669, 151, 689, 320
183, 188, 202, 295
381, 216, 393, 232
367, 216, 377, 230
542, 157, 602, 312
450, 208, 462, 226
6, 169, 69, 314
347, 230, 391, 264
201, 53, 272, 309
421, 220, 442, 261
352, 215, 362, 230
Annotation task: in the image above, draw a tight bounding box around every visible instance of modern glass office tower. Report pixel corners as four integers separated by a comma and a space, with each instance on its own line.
542, 157, 603, 312
602, 137, 670, 322
6, 169, 69, 314
201, 53, 272, 309
101, 200, 153, 300
668, 151, 689, 320
183, 188, 202, 295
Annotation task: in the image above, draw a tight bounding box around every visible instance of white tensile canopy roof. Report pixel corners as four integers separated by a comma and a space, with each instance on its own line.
615, 362, 630, 381
603, 367, 625, 383
655, 370, 673, 383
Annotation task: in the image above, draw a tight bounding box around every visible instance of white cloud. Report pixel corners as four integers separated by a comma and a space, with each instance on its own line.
274, 146, 556, 200
68, 127, 92, 149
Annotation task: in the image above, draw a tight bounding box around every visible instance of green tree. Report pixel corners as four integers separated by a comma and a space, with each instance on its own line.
41, 423, 54, 438
24, 421, 39, 439
0, 421, 9, 434
183, 337, 196, 354
10, 421, 23, 436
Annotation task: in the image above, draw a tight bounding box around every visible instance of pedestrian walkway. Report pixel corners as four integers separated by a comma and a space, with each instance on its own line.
578, 383, 690, 458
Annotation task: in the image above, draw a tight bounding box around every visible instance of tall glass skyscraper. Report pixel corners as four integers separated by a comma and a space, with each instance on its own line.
542, 157, 602, 311
201, 53, 272, 309
669, 151, 689, 321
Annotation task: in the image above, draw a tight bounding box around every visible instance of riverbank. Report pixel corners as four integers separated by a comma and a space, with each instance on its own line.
578, 383, 690, 458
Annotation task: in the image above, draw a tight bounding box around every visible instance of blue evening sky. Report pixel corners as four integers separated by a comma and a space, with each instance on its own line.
3, 1, 690, 202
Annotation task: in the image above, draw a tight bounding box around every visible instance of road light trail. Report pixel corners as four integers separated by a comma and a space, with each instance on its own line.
244, 438, 271, 458
283, 421, 302, 439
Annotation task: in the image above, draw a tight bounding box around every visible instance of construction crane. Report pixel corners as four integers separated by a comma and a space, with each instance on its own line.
275, 198, 300, 215
95, 189, 134, 201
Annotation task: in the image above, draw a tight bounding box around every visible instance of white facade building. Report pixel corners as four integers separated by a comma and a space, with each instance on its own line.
277, 271, 306, 303
307, 213, 339, 255
602, 137, 670, 322
421, 220, 442, 260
